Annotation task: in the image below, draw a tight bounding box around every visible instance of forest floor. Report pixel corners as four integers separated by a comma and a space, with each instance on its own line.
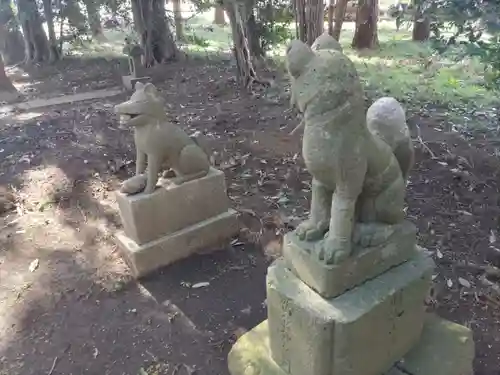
1, 24, 500, 375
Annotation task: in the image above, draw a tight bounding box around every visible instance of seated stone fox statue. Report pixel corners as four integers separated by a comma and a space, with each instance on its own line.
115, 82, 210, 195
286, 40, 410, 265
292, 32, 414, 182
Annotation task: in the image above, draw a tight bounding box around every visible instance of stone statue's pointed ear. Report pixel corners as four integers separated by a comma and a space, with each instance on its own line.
143, 82, 158, 95
135, 81, 145, 90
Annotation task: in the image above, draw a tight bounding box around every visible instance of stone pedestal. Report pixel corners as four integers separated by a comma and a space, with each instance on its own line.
115, 168, 239, 278
267, 255, 432, 375
228, 227, 475, 375
228, 315, 474, 375
122, 75, 151, 91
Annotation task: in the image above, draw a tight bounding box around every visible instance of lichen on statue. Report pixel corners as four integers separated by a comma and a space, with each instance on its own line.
115, 82, 210, 195
285, 39, 411, 265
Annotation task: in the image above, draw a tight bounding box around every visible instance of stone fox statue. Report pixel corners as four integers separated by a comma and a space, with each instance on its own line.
286, 40, 409, 264
291, 33, 414, 182
115, 82, 210, 194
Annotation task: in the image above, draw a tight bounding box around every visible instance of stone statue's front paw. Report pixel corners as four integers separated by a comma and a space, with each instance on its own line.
295, 220, 329, 241
143, 183, 156, 194
120, 174, 147, 195
318, 236, 351, 265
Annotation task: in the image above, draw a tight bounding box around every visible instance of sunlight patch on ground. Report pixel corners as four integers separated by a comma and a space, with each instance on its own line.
11, 112, 44, 121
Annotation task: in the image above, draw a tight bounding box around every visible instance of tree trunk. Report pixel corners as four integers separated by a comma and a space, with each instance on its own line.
332, 0, 348, 40
63, 1, 87, 33
214, 5, 226, 25
295, 0, 306, 42
412, 5, 430, 41
295, 0, 323, 45
42, 0, 60, 62
224, 0, 264, 87
327, 0, 334, 36
131, 0, 178, 67
0, 0, 25, 64
17, 0, 50, 63
352, 0, 379, 49
0, 53, 19, 102
172, 0, 184, 41
82, 0, 105, 39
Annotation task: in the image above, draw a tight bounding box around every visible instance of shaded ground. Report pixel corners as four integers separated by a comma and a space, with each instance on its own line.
0, 55, 499, 375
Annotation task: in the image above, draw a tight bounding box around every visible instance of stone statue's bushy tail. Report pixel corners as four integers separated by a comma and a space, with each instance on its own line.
366, 97, 414, 181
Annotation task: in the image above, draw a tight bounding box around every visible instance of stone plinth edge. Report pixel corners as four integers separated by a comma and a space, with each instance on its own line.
116, 209, 239, 278
284, 220, 417, 298
228, 315, 474, 375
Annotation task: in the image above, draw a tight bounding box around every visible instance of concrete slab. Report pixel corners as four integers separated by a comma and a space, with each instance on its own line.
11, 88, 123, 111
116, 209, 239, 278
283, 220, 417, 298
228, 315, 474, 375
116, 168, 233, 245
266, 251, 434, 375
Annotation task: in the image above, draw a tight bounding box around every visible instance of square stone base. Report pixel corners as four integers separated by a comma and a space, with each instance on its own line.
266, 251, 434, 375
283, 220, 417, 298
228, 315, 474, 375
116, 168, 232, 245
122, 75, 151, 90
115, 209, 239, 278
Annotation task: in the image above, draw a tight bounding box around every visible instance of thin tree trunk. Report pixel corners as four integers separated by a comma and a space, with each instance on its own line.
17, 0, 50, 63
213, 5, 226, 25
296, 0, 306, 42
0, 0, 24, 64
82, 0, 105, 39
0, 53, 19, 102
352, 0, 379, 49
63, 1, 87, 33
412, 5, 430, 41
332, 0, 348, 40
327, 0, 334, 36
295, 0, 322, 45
42, 0, 60, 62
224, 0, 263, 87
172, 0, 184, 41
306, 0, 323, 44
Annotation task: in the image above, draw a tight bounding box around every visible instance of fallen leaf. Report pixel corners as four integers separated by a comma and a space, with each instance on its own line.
458, 277, 471, 288
93, 347, 99, 358
241, 306, 252, 315
29, 259, 39, 272
192, 282, 210, 289
490, 230, 497, 244
446, 279, 453, 288
436, 249, 443, 259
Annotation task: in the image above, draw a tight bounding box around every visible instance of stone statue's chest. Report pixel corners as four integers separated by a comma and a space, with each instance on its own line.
302, 126, 340, 185
134, 126, 166, 153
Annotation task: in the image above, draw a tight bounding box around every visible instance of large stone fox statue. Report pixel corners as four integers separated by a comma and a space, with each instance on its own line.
291, 32, 414, 182
115, 82, 210, 195
286, 39, 412, 264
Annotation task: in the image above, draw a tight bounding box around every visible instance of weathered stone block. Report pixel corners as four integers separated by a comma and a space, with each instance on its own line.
116, 168, 232, 245
266, 251, 434, 375
116, 209, 239, 278
228, 315, 474, 375
283, 220, 417, 298
122, 75, 151, 91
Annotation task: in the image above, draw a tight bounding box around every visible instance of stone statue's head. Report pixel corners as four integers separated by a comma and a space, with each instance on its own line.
285, 40, 315, 79
115, 82, 165, 127
311, 33, 343, 53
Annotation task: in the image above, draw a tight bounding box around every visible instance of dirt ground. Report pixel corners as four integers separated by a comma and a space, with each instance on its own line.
0, 55, 499, 375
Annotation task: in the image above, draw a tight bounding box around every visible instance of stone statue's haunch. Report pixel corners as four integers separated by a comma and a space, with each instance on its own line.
115, 82, 210, 195
286, 40, 412, 264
